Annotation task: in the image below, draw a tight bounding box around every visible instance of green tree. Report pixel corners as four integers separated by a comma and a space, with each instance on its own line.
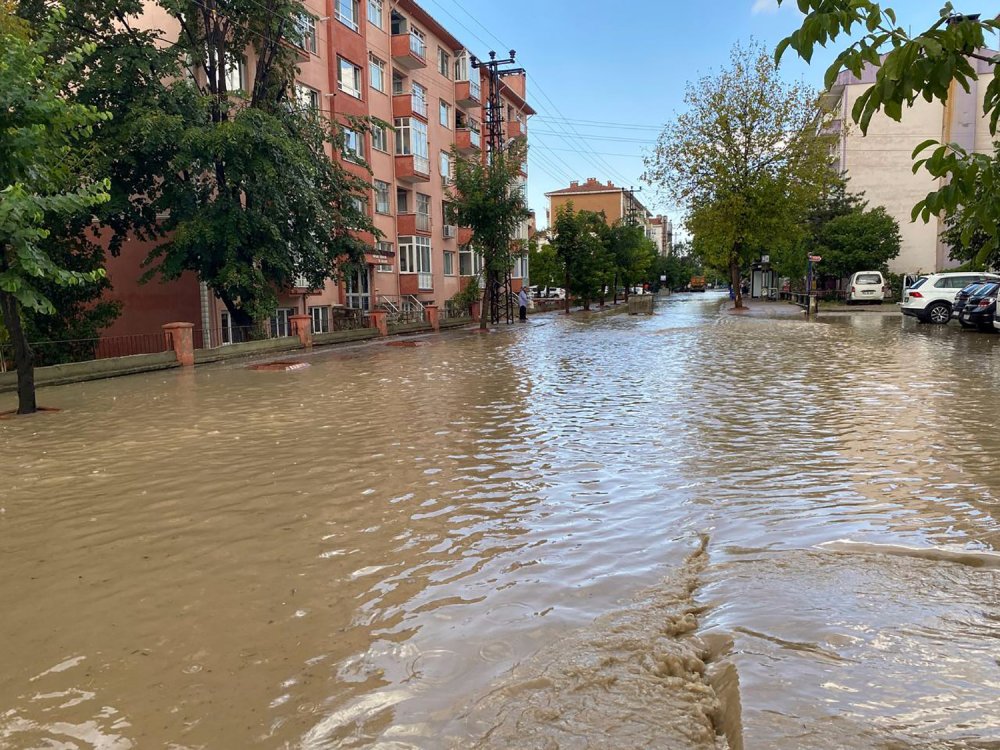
17, 0, 377, 332
528, 240, 563, 290
815, 206, 901, 280
550, 205, 609, 312
776, 2, 1000, 260
447, 139, 530, 329
607, 221, 656, 301
644, 41, 834, 309
1, 7, 111, 414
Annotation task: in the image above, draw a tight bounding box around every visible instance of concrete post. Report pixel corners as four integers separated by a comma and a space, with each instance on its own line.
425, 304, 440, 332
162, 322, 195, 367
470, 301, 481, 323
290, 314, 313, 348
370, 310, 388, 337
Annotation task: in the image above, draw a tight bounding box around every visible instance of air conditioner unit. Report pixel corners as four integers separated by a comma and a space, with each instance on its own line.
443, 225, 456, 238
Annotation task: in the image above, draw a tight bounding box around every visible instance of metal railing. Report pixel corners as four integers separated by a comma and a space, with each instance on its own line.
194, 323, 289, 349
443, 299, 471, 320
468, 79, 481, 100
408, 32, 426, 59
376, 294, 426, 324
1, 331, 169, 369
412, 154, 430, 175
411, 94, 427, 117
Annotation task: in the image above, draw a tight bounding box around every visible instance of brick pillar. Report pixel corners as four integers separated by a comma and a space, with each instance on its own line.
370, 310, 388, 337
290, 314, 313, 348
425, 304, 440, 332
470, 301, 481, 322
162, 322, 195, 367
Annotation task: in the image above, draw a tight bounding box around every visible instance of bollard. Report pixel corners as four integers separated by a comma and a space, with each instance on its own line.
425, 304, 440, 332
290, 314, 313, 348
162, 322, 195, 366
370, 309, 388, 337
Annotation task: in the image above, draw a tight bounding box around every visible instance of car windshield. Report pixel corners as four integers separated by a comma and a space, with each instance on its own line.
856, 274, 881, 284
907, 278, 927, 290
961, 283, 983, 295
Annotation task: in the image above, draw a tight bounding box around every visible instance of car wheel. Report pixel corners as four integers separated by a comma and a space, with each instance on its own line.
927, 302, 951, 324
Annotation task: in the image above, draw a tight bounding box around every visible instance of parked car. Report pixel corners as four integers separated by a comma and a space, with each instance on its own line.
952, 282, 990, 325
958, 282, 1000, 331
900, 271, 1000, 324
846, 271, 886, 304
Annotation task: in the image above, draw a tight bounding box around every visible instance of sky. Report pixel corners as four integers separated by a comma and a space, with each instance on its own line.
414, 0, 965, 232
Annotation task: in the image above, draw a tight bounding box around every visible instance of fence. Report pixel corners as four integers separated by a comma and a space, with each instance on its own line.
1, 331, 169, 371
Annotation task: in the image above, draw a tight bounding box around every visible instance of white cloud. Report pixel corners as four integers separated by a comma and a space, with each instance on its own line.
751, 0, 781, 14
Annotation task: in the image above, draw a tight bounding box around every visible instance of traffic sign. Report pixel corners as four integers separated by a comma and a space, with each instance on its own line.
808, 255, 822, 262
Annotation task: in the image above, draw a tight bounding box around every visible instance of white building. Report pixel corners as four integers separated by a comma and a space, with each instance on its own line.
825, 57, 996, 275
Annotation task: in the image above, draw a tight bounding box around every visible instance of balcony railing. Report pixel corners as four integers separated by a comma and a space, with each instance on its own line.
468, 79, 481, 101
408, 32, 426, 59
411, 94, 427, 118
470, 129, 481, 148
417, 272, 433, 290
413, 154, 430, 175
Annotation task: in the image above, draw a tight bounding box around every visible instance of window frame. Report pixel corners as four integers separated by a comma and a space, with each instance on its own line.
309, 305, 331, 334
438, 47, 450, 78
368, 54, 386, 93
337, 57, 363, 99
293, 12, 317, 54
372, 123, 388, 152
342, 126, 365, 162
294, 82, 320, 111
367, 0, 383, 28
443, 251, 455, 276
374, 179, 391, 214
439, 99, 451, 128
335, 0, 360, 32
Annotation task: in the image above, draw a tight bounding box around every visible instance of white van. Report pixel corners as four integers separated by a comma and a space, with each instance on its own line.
846, 271, 886, 304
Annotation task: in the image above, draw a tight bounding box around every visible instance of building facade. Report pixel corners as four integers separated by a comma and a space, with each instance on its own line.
825, 58, 996, 275
545, 178, 656, 237
103, 0, 533, 343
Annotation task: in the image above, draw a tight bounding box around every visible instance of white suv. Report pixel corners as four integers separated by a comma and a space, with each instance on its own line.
901, 272, 1000, 324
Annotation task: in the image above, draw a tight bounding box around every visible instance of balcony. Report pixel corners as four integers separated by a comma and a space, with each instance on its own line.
395, 153, 431, 183
399, 273, 433, 294
506, 118, 526, 139
392, 92, 428, 121
391, 32, 426, 71
455, 79, 481, 108
455, 128, 481, 155
397, 211, 432, 235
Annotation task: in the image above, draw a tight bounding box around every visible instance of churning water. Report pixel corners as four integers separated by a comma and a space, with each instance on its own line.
2, 294, 998, 749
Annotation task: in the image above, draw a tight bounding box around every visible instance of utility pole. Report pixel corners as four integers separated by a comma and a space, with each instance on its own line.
472, 50, 524, 325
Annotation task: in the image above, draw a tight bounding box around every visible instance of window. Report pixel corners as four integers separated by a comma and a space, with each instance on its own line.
335, 0, 359, 31
345, 267, 370, 310
399, 235, 432, 280
439, 151, 451, 181
351, 195, 366, 214
459, 246, 483, 276
343, 127, 364, 161
444, 251, 455, 275
368, 0, 383, 28
410, 27, 426, 58
310, 306, 331, 334
295, 83, 319, 111
412, 82, 427, 117
375, 241, 394, 273
394, 117, 429, 173
224, 58, 244, 92
438, 47, 450, 78
293, 13, 317, 53
439, 99, 451, 128
513, 253, 528, 279
396, 188, 410, 214
270, 308, 295, 337
369, 55, 385, 93
374, 180, 391, 214
338, 57, 362, 98
372, 122, 388, 152
416, 192, 431, 231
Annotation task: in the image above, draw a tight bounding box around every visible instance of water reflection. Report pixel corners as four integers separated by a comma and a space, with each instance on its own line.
1, 295, 998, 748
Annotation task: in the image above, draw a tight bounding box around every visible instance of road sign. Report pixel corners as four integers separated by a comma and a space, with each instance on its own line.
808, 255, 822, 262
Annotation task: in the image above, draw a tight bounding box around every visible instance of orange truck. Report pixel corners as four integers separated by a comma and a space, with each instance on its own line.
689, 276, 706, 292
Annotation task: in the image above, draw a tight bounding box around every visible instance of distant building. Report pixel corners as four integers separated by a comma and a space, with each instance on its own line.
824, 57, 996, 275
649, 216, 673, 257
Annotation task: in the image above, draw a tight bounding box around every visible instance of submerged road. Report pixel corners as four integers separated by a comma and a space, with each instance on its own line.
1, 292, 998, 749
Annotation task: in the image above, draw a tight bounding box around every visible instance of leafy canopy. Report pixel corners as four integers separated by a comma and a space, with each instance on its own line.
775, 2, 1000, 262
0, 6, 111, 315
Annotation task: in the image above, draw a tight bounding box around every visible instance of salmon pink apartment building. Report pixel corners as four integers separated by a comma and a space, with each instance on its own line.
101, 0, 534, 344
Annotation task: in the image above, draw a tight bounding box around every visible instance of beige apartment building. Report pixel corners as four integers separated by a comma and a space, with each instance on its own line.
825, 58, 996, 275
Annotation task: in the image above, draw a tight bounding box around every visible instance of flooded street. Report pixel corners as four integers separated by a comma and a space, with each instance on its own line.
2, 293, 999, 749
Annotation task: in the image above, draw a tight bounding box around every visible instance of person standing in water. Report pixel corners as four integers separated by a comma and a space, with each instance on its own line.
518, 287, 528, 321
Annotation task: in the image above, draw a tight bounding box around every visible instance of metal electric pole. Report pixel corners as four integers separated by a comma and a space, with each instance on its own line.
471, 50, 524, 325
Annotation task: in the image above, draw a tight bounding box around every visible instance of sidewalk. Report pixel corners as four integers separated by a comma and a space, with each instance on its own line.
720, 299, 805, 319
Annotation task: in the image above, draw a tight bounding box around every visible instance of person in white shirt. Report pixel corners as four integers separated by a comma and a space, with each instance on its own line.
518, 288, 528, 321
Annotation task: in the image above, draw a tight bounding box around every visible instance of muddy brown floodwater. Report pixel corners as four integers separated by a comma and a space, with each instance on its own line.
2, 294, 999, 749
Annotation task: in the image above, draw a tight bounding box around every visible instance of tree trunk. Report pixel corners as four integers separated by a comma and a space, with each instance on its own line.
0, 290, 37, 415
613, 271, 618, 305
730, 256, 744, 309
564, 269, 571, 314
479, 270, 491, 330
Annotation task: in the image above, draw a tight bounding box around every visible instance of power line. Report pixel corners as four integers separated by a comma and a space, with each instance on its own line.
530, 129, 657, 144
